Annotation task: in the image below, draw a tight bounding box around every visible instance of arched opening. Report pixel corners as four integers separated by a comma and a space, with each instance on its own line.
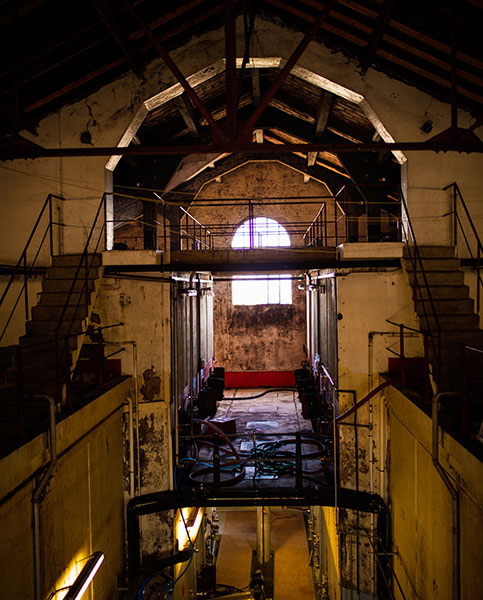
231, 217, 292, 306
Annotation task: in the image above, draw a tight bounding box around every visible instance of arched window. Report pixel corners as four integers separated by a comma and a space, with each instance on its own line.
231, 217, 292, 305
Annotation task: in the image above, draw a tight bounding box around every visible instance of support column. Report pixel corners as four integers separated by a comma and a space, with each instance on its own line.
256, 506, 271, 564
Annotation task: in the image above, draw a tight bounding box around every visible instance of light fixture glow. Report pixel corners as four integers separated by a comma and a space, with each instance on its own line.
63, 552, 104, 600
175, 508, 203, 551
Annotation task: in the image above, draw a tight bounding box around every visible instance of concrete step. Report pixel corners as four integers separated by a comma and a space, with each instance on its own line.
5, 365, 58, 389
42, 278, 97, 293
404, 258, 461, 272
31, 304, 88, 321
407, 271, 465, 286
51, 253, 102, 267
46, 265, 101, 280
19, 348, 61, 368
19, 334, 79, 352
415, 298, 474, 315
404, 246, 455, 259
38, 290, 95, 306
420, 314, 480, 331
413, 285, 471, 300
26, 319, 86, 337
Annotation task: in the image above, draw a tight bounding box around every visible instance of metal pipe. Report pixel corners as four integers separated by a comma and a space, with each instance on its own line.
256, 506, 271, 564
432, 392, 460, 600
32, 395, 57, 600
126, 396, 135, 497
107, 340, 139, 491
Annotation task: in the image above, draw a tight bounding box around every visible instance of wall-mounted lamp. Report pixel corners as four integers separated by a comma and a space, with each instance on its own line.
63, 552, 104, 600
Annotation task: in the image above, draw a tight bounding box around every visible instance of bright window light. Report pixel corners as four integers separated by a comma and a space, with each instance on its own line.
232, 217, 291, 249
231, 217, 292, 305
232, 275, 292, 305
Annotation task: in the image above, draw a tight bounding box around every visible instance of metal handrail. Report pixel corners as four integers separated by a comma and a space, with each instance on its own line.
444, 181, 483, 314
179, 206, 213, 250
399, 186, 442, 382
0, 193, 64, 343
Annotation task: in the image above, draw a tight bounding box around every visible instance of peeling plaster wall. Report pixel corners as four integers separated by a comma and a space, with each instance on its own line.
190, 161, 334, 248
213, 279, 306, 372
93, 276, 173, 560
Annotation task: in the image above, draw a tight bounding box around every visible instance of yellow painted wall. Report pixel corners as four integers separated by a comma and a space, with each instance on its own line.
0, 378, 131, 600
386, 386, 483, 600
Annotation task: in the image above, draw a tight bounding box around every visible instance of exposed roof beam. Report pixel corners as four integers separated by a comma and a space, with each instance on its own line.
307, 151, 318, 166
92, 0, 144, 79
4, 137, 482, 162
267, 0, 483, 105
360, 0, 396, 71
122, 0, 226, 143
238, 0, 337, 141
163, 151, 347, 203
175, 94, 201, 138
224, 0, 238, 139
315, 91, 333, 137
251, 68, 261, 105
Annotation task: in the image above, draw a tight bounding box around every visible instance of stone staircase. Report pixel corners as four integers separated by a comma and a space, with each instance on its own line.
404, 245, 483, 437
4, 253, 103, 408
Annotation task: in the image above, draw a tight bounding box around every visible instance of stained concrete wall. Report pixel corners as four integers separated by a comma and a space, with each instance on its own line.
386, 385, 483, 600
213, 279, 307, 372
190, 161, 334, 248
93, 275, 174, 561
0, 379, 130, 600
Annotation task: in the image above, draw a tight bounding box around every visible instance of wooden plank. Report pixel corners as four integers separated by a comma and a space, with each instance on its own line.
360, 0, 396, 71
175, 93, 201, 138
92, 0, 144, 78
315, 90, 333, 136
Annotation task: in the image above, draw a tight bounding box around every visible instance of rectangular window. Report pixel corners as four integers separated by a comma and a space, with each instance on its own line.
232, 275, 292, 305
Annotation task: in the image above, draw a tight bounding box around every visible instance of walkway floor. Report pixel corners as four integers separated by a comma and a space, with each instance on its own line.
216, 507, 315, 599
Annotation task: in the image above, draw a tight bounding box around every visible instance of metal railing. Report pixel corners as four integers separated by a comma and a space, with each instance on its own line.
399, 186, 442, 383
303, 183, 402, 247
445, 181, 483, 314
387, 319, 483, 436
178, 206, 214, 250
0, 193, 64, 343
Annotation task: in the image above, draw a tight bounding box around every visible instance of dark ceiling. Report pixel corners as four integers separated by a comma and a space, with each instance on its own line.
1, 0, 482, 146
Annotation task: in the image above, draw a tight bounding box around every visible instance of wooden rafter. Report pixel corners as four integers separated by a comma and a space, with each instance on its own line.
175, 94, 201, 138
92, 0, 144, 78
315, 90, 333, 137
360, 0, 396, 71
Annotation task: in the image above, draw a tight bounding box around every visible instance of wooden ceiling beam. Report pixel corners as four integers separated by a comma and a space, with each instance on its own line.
175, 93, 201, 138
92, 0, 144, 78
224, 0, 238, 139
315, 90, 333, 137
238, 0, 337, 141
360, 0, 396, 71
265, 0, 483, 105
122, 0, 226, 142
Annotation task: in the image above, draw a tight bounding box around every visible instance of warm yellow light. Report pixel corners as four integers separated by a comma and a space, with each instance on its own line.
175, 507, 203, 551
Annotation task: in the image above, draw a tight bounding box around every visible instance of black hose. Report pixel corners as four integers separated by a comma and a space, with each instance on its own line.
226, 387, 297, 400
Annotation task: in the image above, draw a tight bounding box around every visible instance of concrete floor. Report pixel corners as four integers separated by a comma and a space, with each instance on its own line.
195, 388, 329, 489
209, 389, 317, 598
216, 508, 315, 600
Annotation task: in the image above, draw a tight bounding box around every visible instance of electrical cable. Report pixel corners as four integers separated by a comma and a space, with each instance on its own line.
137, 498, 194, 599
227, 387, 296, 400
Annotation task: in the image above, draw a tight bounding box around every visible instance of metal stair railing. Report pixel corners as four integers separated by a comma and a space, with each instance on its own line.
444, 181, 483, 314
54, 193, 107, 407
399, 185, 442, 383
0, 193, 64, 343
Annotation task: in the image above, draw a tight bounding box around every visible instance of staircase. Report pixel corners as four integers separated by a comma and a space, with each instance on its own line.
404, 245, 483, 437
8, 254, 103, 403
